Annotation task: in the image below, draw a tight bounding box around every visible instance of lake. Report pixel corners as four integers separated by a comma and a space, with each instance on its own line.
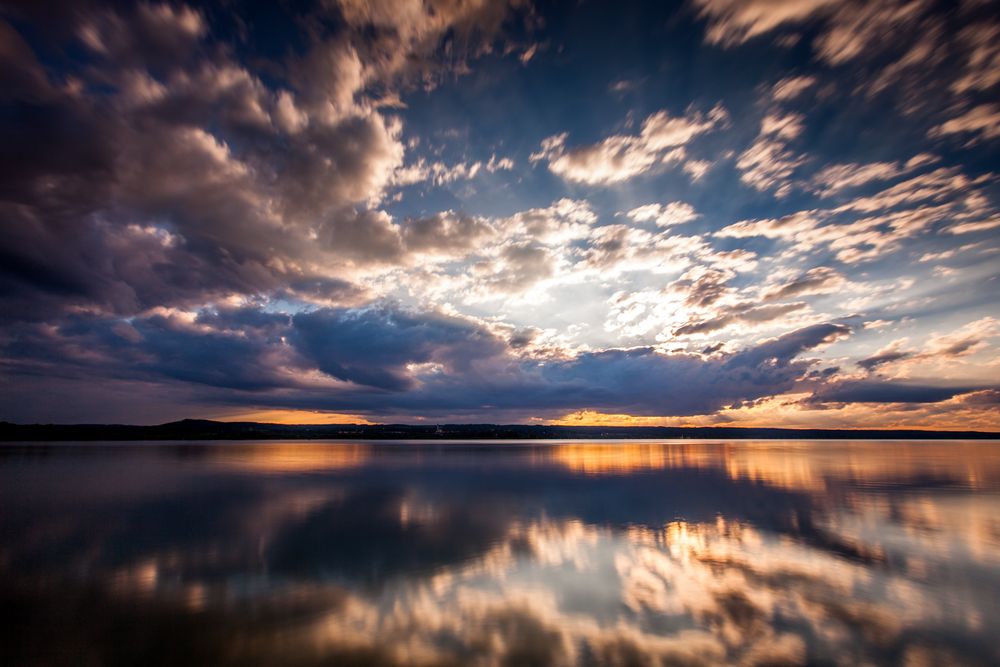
1, 440, 998, 666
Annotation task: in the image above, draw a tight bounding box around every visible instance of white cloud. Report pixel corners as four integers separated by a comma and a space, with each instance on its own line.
760, 112, 805, 140
718, 166, 998, 263
929, 104, 1000, 145
809, 154, 938, 197
692, 0, 841, 48
735, 112, 808, 197
625, 201, 700, 227
531, 105, 728, 185
694, 0, 929, 65
771, 75, 817, 102
737, 137, 805, 197
952, 22, 1000, 94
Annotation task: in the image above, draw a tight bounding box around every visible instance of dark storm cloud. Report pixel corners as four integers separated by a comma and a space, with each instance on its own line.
533, 323, 848, 416
0, 46, 312, 318
76, 2, 208, 69
5, 309, 296, 392
267, 319, 847, 417
806, 380, 988, 405
0, 0, 533, 326
0, 301, 857, 419
291, 306, 508, 391
857, 350, 912, 372
0, 19, 52, 99
726, 322, 850, 368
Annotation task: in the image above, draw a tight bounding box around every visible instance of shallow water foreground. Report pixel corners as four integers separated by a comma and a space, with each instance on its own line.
1, 440, 998, 666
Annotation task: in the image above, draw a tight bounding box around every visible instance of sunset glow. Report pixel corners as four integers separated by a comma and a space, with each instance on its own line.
212, 410, 376, 425
0, 0, 997, 428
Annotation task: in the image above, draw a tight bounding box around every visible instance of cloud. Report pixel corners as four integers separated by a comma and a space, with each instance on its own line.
736, 114, 807, 197
577, 226, 696, 276
730, 322, 850, 366
291, 305, 507, 391
0, 18, 54, 100
914, 317, 1000, 369
736, 137, 804, 197
673, 302, 808, 337
951, 21, 1000, 94
500, 198, 598, 245
808, 380, 983, 405
358, 194, 748, 307
0, 301, 854, 420
761, 267, 845, 300
640, 265, 828, 340
1, 0, 997, 427
625, 201, 700, 227
392, 155, 514, 187
77, 2, 207, 68
760, 112, 805, 141
332, 0, 532, 89
695, 0, 999, 129
609, 79, 640, 93
810, 1, 930, 65
0, 0, 537, 325
675, 267, 735, 308
391, 199, 604, 303
854, 318, 1000, 377
857, 340, 913, 371
770, 75, 817, 102
717, 166, 998, 263
535, 323, 850, 416
531, 105, 727, 185
929, 104, 1000, 146
952, 388, 1000, 407
400, 211, 495, 256
467, 242, 559, 297
693, 0, 841, 48
809, 154, 937, 197
946, 218, 1000, 235
693, 0, 930, 64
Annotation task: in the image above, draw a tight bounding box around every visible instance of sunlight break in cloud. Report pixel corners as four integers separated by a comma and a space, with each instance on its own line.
0, 0, 997, 429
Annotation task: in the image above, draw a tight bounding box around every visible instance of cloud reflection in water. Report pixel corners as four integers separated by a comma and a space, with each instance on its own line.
1, 440, 998, 666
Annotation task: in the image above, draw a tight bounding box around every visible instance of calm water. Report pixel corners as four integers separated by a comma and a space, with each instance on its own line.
1, 440, 999, 666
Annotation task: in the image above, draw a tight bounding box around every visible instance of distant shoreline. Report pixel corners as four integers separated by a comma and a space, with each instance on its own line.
2, 419, 998, 441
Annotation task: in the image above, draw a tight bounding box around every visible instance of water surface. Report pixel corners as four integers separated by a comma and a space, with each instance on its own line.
2, 440, 999, 666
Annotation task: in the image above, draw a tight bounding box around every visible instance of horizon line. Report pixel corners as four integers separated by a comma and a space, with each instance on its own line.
3, 419, 999, 438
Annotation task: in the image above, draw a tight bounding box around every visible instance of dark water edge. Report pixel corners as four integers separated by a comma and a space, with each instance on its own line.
2, 440, 999, 666
3, 418, 1000, 441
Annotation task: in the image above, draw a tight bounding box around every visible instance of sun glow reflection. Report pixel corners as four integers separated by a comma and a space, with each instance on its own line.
547, 441, 998, 492
208, 443, 371, 472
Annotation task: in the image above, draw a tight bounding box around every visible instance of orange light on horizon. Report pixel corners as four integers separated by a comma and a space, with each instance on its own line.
549, 399, 1000, 432
209, 409, 377, 425
549, 410, 706, 427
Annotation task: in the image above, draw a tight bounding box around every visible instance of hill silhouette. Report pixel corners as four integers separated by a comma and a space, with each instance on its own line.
1, 419, 998, 441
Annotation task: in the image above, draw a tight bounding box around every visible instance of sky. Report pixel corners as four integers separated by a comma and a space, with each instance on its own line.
0, 0, 998, 428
